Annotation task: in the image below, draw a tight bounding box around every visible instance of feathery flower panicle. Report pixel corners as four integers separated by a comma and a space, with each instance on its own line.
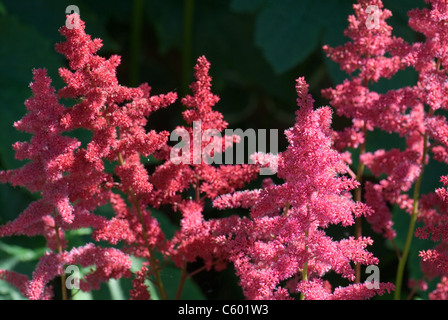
322, 0, 448, 299
428, 276, 448, 300
0, 13, 177, 299
149, 56, 258, 206
129, 264, 151, 300
0, 69, 81, 266
322, 0, 428, 241
4, 0, 448, 301
213, 77, 393, 300
417, 175, 448, 298
396, 0, 448, 299
0, 270, 52, 300
55, 13, 179, 293
324, 0, 404, 82
27, 243, 132, 300
148, 56, 259, 270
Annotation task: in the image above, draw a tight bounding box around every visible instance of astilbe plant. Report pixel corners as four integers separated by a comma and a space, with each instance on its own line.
323, 0, 448, 300
0, 14, 259, 300
146, 55, 259, 297
213, 77, 394, 300
322, 0, 424, 294
2, 0, 448, 301
408, 0, 448, 300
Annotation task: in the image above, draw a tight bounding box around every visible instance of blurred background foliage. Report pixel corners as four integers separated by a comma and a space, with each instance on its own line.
0, 0, 445, 300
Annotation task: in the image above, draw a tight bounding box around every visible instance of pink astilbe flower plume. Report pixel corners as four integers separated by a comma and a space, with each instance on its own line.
54, 14, 179, 296
5, 0, 448, 301
0, 69, 79, 243
0, 13, 176, 299
321, 0, 448, 299
0, 270, 52, 300
417, 175, 448, 299
322, 0, 427, 241
393, 0, 448, 299
213, 77, 394, 300
148, 56, 259, 270
27, 243, 132, 300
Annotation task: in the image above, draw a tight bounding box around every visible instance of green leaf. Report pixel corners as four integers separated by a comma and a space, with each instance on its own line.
159, 264, 206, 300
107, 278, 126, 300
0, 242, 46, 262
145, 0, 183, 54
0, 281, 26, 300
0, 2, 6, 16
230, 0, 267, 13
254, 0, 329, 74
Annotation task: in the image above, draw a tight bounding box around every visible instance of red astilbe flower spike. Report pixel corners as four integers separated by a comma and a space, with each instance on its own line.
55, 14, 180, 299
0, 270, 52, 300
428, 276, 448, 300
323, 0, 406, 83
322, 0, 427, 240
0, 13, 177, 299
213, 77, 394, 300
417, 175, 448, 299
407, 0, 448, 168
55, 13, 176, 176
147, 56, 259, 270
399, 0, 448, 299
129, 263, 151, 300
56, 12, 176, 248
27, 243, 132, 300
0, 69, 79, 244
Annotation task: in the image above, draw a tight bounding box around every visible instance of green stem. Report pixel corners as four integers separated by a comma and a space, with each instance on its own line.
181, 0, 195, 98
175, 261, 188, 300
54, 224, 67, 300
354, 123, 367, 283
130, 184, 168, 300
109, 115, 168, 300
283, 203, 291, 216
117, 153, 168, 300
394, 112, 432, 300
300, 228, 309, 300
129, 0, 144, 87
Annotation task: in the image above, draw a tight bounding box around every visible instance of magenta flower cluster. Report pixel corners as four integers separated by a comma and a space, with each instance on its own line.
1, 0, 448, 300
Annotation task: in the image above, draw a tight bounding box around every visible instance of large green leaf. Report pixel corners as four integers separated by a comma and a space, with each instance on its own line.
230, 0, 267, 13
254, 0, 324, 74
158, 264, 206, 300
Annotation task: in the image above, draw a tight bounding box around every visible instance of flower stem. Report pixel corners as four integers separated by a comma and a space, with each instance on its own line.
108, 114, 168, 300
354, 78, 369, 284
354, 123, 367, 283
394, 110, 432, 300
300, 228, 309, 300
175, 261, 188, 300
54, 224, 67, 300
130, 190, 168, 300
117, 153, 168, 300
300, 260, 308, 300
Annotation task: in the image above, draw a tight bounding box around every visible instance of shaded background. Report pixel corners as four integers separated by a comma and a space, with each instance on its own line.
0, 0, 444, 300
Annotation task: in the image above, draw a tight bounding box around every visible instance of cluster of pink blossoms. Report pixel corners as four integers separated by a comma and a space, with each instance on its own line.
2, 0, 448, 300
0, 14, 259, 300
214, 77, 393, 299
324, 0, 448, 299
